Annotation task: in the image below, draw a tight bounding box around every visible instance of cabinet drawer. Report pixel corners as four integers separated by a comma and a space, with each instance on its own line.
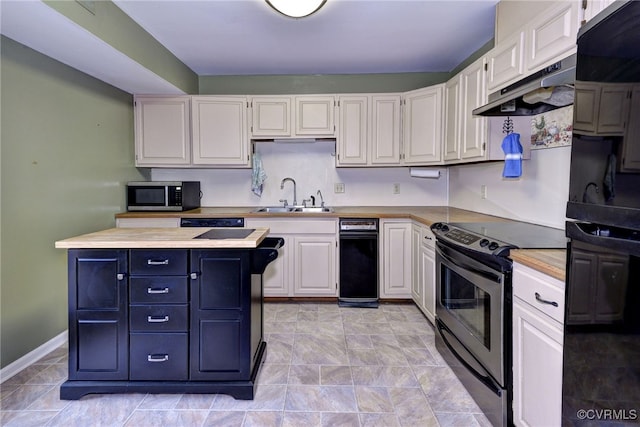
130, 333, 188, 380
130, 250, 188, 275
130, 277, 188, 304
513, 264, 565, 324
130, 305, 188, 332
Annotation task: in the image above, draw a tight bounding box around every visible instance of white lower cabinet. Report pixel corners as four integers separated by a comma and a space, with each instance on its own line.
380, 220, 412, 298
512, 262, 564, 427
411, 222, 436, 323
245, 218, 338, 297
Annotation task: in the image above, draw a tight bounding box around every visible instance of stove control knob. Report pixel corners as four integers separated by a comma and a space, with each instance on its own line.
488, 242, 500, 251
479, 239, 490, 247
441, 225, 450, 232
432, 223, 442, 230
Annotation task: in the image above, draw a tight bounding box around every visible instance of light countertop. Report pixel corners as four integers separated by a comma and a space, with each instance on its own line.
55, 227, 270, 249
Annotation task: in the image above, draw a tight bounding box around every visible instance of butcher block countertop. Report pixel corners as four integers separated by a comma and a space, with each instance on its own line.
510, 249, 567, 282
116, 206, 567, 279
55, 227, 270, 249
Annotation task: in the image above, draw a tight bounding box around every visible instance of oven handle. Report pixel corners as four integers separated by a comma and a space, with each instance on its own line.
437, 244, 502, 284
437, 320, 503, 396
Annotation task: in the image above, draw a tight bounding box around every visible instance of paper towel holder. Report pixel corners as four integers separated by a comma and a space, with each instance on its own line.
409, 168, 441, 179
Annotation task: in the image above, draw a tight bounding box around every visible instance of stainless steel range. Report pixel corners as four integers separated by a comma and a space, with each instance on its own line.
430, 220, 566, 427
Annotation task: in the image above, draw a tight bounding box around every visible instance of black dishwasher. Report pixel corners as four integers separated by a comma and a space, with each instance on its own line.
339, 218, 379, 308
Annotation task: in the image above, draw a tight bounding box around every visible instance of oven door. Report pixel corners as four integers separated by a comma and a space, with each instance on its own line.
435, 241, 506, 385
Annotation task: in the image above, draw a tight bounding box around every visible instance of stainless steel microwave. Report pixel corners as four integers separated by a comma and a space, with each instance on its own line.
126, 181, 201, 211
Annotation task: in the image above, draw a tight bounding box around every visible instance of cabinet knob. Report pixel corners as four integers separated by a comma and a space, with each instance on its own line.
117, 273, 125, 281
190, 272, 198, 280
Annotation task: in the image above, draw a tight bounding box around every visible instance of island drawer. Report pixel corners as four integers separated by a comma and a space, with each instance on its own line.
129, 333, 188, 380
130, 304, 188, 332
130, 277, 188, 304
130, 250, 188, 276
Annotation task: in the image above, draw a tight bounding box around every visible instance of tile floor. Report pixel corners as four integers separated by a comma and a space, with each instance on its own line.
0, 302, 489, 427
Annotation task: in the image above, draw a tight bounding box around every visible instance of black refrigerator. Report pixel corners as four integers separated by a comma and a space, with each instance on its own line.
564, 1, 640, 425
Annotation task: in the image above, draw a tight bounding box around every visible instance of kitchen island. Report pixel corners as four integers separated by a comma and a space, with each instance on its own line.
55, 227, 279, 400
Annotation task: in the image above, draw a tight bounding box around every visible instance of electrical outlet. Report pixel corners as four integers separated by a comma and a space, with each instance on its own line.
393, 183, 401, 194
481, 185, 488, 199
334, 183, 345, 193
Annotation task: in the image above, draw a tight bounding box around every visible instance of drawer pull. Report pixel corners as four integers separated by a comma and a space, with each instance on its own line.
535, 292, 559, 307
147, 315, 170, 323
424, 236, 433, 240
147, 287, 170, 294
147, 354, 169, 363
147, 259, 169, 266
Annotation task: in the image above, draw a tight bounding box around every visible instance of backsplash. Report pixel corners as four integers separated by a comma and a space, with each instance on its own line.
151, 141, 449, 207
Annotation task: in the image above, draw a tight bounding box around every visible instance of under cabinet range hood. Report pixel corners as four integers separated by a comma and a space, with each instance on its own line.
474, 54, 576, 116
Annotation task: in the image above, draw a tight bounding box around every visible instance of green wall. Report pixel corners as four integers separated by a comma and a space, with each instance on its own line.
199, 72, 450, 95
0, 36, 145, 369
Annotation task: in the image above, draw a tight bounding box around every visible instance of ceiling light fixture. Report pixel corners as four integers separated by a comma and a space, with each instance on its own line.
265, 0, 327, 18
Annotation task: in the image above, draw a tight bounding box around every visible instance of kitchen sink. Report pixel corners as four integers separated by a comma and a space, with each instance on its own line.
252, 206, 293, 213
252, 206, 333, 213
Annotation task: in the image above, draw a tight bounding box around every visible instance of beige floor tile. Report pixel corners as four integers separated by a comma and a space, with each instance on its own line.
282, 411, 321, 427
321, 412, 360, 427
285, 385, 358, 412
203, 410, 246, 426
320, 365, 353, 385
124, 409, 208, 426
288, 364, 320, 385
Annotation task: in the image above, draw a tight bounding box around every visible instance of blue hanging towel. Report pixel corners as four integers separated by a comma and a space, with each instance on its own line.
501, 132, 523, 178
251, 152, 267, 196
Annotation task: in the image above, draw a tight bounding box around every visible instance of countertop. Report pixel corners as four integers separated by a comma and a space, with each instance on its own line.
116, 206, 567, 279
54, 227, 270, 249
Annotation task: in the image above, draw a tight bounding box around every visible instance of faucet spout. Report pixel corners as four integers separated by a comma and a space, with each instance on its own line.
280, 177, 297, 206
316, 190, 324, 207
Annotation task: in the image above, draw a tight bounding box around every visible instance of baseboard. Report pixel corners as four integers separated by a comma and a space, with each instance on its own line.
0, 330, 68, 383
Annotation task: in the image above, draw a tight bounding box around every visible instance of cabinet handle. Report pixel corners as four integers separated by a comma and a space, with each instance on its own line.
535, 292, 558, 307
147, 287, 170, 294
147, 354, 169, 363
147, 259, 169, 266
424, 236, 433, 240
147, 315, 170, 323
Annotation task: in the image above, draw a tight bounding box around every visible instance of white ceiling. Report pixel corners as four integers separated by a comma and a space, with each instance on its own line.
1, 0, 499, 94
112, 0, 499, 75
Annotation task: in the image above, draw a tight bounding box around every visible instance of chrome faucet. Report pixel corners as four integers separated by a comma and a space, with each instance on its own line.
280, 177, 297, 207
316, 189, 325, 207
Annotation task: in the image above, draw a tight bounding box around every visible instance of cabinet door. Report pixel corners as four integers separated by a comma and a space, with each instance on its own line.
295, 96, 335, 136
380, 221, 412, 298
597, 85, 630, 135
262, 245, 290, 297
68, 250, 128, 380
420, 241, 436, 324
460, 57, 487, 161
583, 0, 617, 23
370, 94, 402, 165
293, 235, 337, 296
573, 83, 600, 134
190, 250, 251, 380
134, 96, 191, 166
192, 96, 250, 167
513, 298, 563, 427
251, 96, 291, 137
487, 31, 525, 92
411, 224, 422, 303
336, 95, 369, 166
621, 86, 640, 171
526, 1, 579, 72
443, 78, 461, 162
403, 87, 443, 165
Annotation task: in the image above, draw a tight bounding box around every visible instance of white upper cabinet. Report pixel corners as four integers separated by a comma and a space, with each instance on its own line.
582, 0, 617, 23
250, 96, 291, 137
336, 95, 369, 166
525, 1, 579, 72
295, 96, 336, 136
370, 94, 402, 165
402, 86, 443, 165
134, 96, 191, 167
444, 57, 487, 164
487, 31, 525, 93
191, 96, 250, 167
459, 57, 488, 161
621, 85, 640, 172
250, 95, 335, 138
489, 1, 579, 94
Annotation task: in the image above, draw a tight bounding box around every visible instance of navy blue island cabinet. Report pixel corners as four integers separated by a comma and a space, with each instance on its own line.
59, 237, 281, 401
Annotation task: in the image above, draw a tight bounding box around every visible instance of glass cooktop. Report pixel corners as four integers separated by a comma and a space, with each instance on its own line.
448, 221, 567, 249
